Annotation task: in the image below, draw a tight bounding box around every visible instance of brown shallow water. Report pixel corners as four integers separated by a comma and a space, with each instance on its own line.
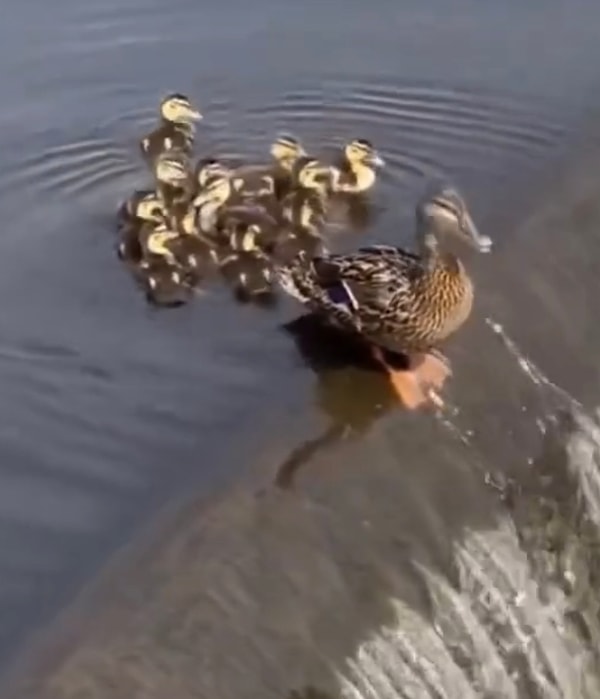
1, 0, 600, 696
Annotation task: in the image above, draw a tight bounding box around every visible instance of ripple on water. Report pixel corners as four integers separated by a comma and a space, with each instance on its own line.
7, 139, 137, 199
221, 80, 573, 187
0, 79, 573, 221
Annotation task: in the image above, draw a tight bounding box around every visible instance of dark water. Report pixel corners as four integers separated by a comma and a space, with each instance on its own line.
2, 0, 600, 696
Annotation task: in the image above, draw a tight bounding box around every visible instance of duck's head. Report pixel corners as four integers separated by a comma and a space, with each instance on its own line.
154, 152, 190, 187
195, 157, 232, 189
344, 139, 385, 169
270, 134, 306, 169
192, 174, 233, 209
160, 93, 203, 124
417, 186, 492, 253
135, 194, 165, 223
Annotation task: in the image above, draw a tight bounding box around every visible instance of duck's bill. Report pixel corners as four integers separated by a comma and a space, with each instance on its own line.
462, 210, 492, 253
184, 107, 203, 121
368, 152, 385, 167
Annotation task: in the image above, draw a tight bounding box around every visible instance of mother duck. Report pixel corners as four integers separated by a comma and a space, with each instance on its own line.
276, 185, 492, 409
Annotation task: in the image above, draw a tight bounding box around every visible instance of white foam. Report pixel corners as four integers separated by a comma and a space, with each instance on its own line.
334, 322, 600, 698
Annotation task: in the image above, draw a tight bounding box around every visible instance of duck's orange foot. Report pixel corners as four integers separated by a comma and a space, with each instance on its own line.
387, 368, 430, 410
372, 347, 451, 410
371, 346, 428, 410
412, 351, 452, 389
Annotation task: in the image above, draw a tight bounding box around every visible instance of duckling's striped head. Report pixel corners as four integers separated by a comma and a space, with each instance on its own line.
345, 139, 385, 167
296, 158, 332, 195
154, 152, 190, 187
195, 157, 232, 188
135, 194, 164, 222
192, 174, 232, 209
160, 93, 203, 124
270, 134, 306, 167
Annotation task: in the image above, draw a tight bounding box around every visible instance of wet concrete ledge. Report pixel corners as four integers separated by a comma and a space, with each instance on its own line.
1, 410, 499, 699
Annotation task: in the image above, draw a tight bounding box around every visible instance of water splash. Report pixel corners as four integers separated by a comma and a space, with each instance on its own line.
335, 322, 600, 698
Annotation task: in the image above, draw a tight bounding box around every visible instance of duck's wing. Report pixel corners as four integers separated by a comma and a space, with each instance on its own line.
281, 246, 423, 334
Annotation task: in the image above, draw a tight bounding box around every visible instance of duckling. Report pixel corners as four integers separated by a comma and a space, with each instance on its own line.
133, 220, 207, 297
192, 175, 281, 252
332, 139, 385, 193
117, 190, 165, 231
153, 150, 195, 225
271, 226, 327, 266
193, 157, 233, 193
169, 205, 219, 279
218, 205, 281, 253
294, 139, 385, 195
276, 185, 492, 410
214, 243, 275, 302
136, 221, 181, 268
280, 185, 327, 236
140, 93, 202, 163
143, 261, 195, 308
117, 218, 193, 304
118, 225, 145, 266
116, 193, 166, 263
139, 214, 213, 285
187, 211, 273, 301
191, 174, 233, 235
154, 150, 191, 190
227, 134, 306, 205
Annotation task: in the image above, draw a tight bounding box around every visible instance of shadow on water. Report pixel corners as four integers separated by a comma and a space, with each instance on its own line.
274, 314, 400, 490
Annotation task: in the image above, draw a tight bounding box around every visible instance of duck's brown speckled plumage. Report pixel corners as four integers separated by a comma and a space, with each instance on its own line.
276, 186, 491, 356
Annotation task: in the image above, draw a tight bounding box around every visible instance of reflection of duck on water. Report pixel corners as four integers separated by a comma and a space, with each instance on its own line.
283, 314, 402, 420
274, 314, 401, 489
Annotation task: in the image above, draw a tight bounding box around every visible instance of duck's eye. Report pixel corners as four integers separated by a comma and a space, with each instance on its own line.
433, 199, 459, 218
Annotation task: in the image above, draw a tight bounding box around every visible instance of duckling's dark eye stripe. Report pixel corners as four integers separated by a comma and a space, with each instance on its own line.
277, 138, 299, 147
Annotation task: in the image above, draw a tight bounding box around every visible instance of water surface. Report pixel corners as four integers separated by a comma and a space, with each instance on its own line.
1, 0, 600, 696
